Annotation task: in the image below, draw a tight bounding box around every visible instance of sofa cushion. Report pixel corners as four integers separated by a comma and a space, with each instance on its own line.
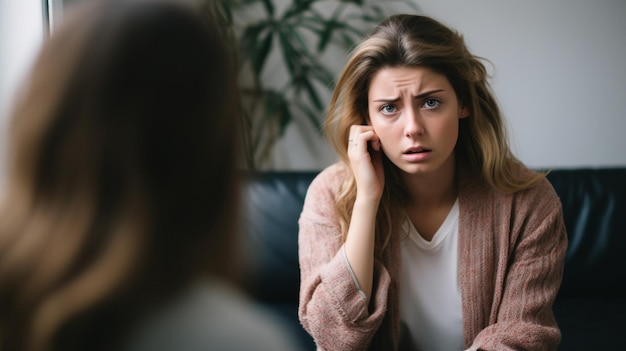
546, 168, 626, 299
554, 297, 626, 350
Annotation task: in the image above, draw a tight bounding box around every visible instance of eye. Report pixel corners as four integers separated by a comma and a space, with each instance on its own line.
422, 98, 441, 110
380, 104, 398, 115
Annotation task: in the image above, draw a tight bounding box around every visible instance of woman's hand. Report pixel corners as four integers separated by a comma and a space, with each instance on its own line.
348, 125, 385, 204
344, 125, 384, 302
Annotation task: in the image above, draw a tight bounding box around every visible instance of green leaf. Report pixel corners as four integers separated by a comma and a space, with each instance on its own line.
277, 29, 300, 75
301, 76, 323, 111
240, 22, 268, 50
286, 25, 319, 62
310, 64, 335, 86
260, 0, 274, 17
259, 91, 291, 137
331, 20, 364, 37
297, 20, 323, 34
252, 31, 274, 76
284, 0, 316, 18
317, 3, 348, 52
366, 4, 386, 21
317, 20, 337, 52
338, 0, 364, 5
293, 99, 323, 133
339, 31, 357, 49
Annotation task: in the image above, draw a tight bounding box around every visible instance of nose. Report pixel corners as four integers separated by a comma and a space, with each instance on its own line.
404, 105, 424, 138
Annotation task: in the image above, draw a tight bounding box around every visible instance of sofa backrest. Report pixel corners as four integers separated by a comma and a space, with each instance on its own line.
545, 168, 626, 298
240, 168, 626, 304
241, 171, 319, 302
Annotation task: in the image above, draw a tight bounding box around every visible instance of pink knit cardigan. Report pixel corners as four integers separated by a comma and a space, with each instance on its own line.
298, 162, 567, 351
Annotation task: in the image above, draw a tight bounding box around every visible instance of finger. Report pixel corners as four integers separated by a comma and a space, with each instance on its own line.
348, 126, 364, 150
355, 130, 377, 148
349, 125, 374, 138
370, 138, 381, 151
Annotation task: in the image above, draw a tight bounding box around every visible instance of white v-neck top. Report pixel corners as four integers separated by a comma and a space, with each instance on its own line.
400, 198, 463, 350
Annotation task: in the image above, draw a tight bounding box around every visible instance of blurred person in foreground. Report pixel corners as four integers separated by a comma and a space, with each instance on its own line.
0, 0, 301, 350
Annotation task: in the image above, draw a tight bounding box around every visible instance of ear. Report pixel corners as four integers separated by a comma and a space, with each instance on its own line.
459, 107, 469, 119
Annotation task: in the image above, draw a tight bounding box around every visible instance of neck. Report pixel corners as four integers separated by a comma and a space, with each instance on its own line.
401, 156, 457, 209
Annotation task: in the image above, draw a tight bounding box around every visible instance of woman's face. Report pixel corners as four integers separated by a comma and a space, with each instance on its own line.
367, 66, 467, 177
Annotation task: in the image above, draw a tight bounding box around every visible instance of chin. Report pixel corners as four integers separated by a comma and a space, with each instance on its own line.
395, 163, 434, 176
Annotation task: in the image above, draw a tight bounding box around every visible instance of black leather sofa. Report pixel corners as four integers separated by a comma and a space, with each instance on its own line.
240, 167, 626, 350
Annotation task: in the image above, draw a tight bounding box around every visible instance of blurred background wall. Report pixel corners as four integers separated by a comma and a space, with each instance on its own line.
0, 0, 44, 191
1, 0, 625, 174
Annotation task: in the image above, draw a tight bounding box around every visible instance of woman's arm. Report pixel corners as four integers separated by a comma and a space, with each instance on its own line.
298, 165, 390, 351
343, 125, 385, 302
466, 179, 568, 351
343, 197, 378, 302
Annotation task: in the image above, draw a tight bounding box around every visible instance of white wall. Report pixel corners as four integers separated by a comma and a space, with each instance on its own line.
273, 0, 626, 170
415, 0, 626, 169
0, 0, 45, 190
0, 0, 44, 120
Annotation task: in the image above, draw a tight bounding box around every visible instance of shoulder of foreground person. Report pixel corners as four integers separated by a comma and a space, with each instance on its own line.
124, 279, 304, 351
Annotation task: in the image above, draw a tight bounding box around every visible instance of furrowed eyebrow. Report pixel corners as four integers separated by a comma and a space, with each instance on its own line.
372, 89, 445, 103
413, 89, 445, 99
372, 97, 400, 103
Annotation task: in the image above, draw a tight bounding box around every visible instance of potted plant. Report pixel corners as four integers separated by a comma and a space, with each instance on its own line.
202, 0, 418, 169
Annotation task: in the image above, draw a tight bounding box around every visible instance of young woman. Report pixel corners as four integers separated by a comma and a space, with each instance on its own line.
0, 1, 299, 351
298, 14, 567, 350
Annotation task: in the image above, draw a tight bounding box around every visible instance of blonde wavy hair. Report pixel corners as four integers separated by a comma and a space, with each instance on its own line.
0, 1, 242, 350
324, 14, 544, 249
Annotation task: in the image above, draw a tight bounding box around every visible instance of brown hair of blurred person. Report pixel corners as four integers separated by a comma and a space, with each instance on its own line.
0, 0, 244, 350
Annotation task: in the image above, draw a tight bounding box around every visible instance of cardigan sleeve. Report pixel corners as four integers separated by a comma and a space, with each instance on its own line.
467, 178, 568, 351
298, 164, 391, 351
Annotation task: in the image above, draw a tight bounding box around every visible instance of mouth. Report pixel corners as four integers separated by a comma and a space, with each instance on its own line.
403, 147, 431, 154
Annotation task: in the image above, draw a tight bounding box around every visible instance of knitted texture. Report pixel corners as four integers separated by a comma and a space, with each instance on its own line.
298, 162, 567, 351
